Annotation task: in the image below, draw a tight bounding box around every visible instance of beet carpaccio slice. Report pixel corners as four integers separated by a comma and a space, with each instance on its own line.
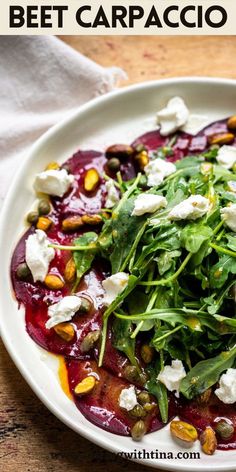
10, 118, 236, 442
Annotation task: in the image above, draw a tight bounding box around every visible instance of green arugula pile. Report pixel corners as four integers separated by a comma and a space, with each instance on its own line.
54, 146, 236, 422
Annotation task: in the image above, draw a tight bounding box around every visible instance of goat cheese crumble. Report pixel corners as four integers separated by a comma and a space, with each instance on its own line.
157, 97, 189, 136
157, 360, 186, 397
144, 158, 176, 187
168, 195, 210, 221
215, 368, 236, 404
34, 169, 74, 197
46, 296, 81, 329
102, 272, 129, 306
25, 229, 55, 282
216, 145, 236, 169
105, 179, 120, 208
119, 386, 137, 411
132, 193, 167, 216
221, 204, 236, 232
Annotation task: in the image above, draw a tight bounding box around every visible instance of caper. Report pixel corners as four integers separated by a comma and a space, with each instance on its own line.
80, 330, 100, 353
129, 404, 146, 418
140, 344, 154, 364
131, 420, 147, 441
123, 365, 147, 386
38, 199, 51, 216
135, 143, 146, 153
79, 297, 92, 313
27, 211, 39, 225
143, 402, 155, 413
215, 420, 234, 440
16, 262, 31, 280
107, 157, 121, 172
137, 391, 151, 405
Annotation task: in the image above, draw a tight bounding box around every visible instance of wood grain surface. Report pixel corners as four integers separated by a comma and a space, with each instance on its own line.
1, 35, 236, 472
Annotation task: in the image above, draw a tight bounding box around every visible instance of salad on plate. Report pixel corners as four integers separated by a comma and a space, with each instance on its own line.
11, 97, 236, 455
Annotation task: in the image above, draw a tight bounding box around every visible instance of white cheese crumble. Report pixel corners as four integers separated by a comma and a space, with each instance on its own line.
102, 272, 129, 306
132, 194, 167, 216
157, 360, 186, 397
46, 296, 81, 329
221, 204, 236, 232
216, 145, 236, 169
119, 386, 137, 411
105, 179, 120, 208
157, 97, 189, 136
215, 368, 236, 404
144, 158, 176, 187
168, 195, 210, 221
34, 169, 74, 197
25, 229, 55, 282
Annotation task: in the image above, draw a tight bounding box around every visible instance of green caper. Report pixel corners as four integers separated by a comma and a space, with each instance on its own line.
215, 420, 234, 440
79, 297, 92, 313
123, 365, 147, 386
135, 143, 146, 153
107, 158, 121, 172
16, 262, 31, 280
129, 404, 146, 418
137, 391, 151, 405
38, 199, 51, 216
131, 420, 147, 441
143, 402, 155, 413
80, 330, 100, 353
27, 211, 39, 225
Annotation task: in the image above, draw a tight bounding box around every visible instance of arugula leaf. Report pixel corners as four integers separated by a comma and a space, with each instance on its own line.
73, 232, 97, 290
156, 250, 181, 276
146, 365, 168, 423
112, 318, 138, 367
210, 255, 236, 288
180, 346, 236, 399
226, 234, 236, 252
180, 222, 213, 254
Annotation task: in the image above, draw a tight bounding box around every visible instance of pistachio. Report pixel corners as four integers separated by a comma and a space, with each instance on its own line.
105, 144, 134, 160
129, 404, 147, 418
74, 376, 96, 395
84, 168, 100, 192
134, 150, 149, 171
44, 274, 65, 290
81, 214, 102, 225
80, 330, 101, 353
27, 211, 39, 225
131, 420, 147, 441
36, 216, 52, 232
140, 344, 154, 364
16, 262, 31, 280
200, 427, 217, 455
38, 199, 51, 216
64, 258, 76, 283
45, 161, 60, 171
137, 391, 151, 405
170, 420, 198, 443
54, 322, 75, 342
215, 420, 234, 440
107, 158, 121, 172
208, 133, 235, 146
62, 216, 83, 232
227, 115, 236, 131
123, 365, 147, 385
79, 297, 92, 314
196, 388, 212, 405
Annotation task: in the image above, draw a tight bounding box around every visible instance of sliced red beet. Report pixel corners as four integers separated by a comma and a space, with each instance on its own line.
66, 358, 176, 436
179, 395, 236, 450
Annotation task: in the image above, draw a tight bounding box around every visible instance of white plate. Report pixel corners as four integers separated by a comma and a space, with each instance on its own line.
1, 78, 236, 471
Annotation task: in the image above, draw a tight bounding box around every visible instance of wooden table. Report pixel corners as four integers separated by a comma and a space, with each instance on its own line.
1, 35, 236, 472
